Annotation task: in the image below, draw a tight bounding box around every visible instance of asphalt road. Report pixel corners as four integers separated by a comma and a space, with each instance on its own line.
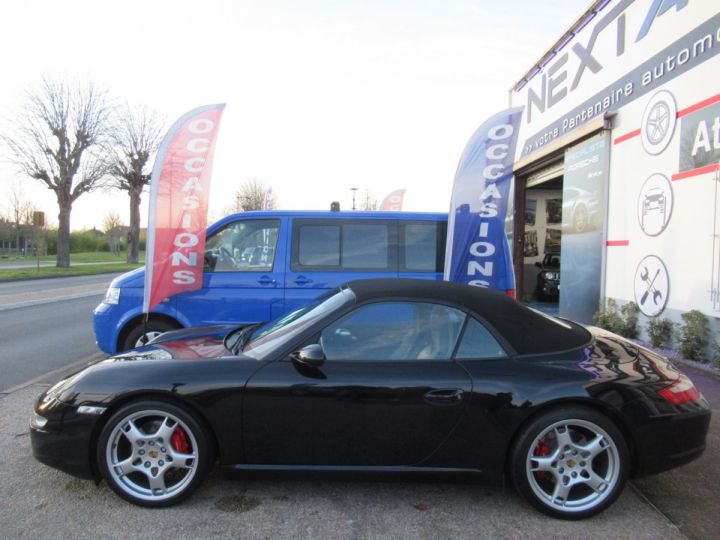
0, 276, 718, 538
0, 274, 118, 391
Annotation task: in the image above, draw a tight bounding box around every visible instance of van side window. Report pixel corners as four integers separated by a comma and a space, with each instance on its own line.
205, 219, 279, 272
293, 220, 393, 271
400, 221, 446, 272
298, 225, 340, 266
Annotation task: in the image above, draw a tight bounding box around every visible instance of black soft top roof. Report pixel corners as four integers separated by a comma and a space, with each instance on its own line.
344, 279, 591, 356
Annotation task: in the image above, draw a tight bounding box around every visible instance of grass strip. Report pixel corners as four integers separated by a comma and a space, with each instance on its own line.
0, 263, 141, 281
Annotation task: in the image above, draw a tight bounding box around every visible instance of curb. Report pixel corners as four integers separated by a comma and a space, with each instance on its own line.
673, 356, 720, 379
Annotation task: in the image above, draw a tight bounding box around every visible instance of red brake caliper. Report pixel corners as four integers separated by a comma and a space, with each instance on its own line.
534, 439, 550, 479
170, 426, 190, 454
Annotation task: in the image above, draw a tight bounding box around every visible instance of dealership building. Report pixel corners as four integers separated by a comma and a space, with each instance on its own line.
503, 0, 719, 337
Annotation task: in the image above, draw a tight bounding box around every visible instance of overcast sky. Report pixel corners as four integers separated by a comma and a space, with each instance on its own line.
0, 0, 583, 230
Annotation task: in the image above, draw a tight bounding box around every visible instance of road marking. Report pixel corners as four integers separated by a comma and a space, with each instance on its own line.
0, 352, 105, 396
0, 289, 104, 312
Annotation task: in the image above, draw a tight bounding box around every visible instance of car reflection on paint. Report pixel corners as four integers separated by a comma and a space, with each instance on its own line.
30, 279, 710, 520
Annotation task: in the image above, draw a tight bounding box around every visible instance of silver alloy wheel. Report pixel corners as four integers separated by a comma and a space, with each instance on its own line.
525, 418, 620, 514
134, 331, 165, 348
105, 409, 199, 503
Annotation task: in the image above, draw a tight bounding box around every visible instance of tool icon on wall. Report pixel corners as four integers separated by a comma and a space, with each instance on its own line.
634, 255, 670, 317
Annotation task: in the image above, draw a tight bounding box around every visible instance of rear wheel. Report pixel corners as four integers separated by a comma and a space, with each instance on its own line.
511, 406, 628, 519
97, 400, 213, 507
122, 319, 178, 351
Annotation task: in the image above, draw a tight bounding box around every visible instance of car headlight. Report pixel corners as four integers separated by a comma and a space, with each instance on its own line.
30, 411, 48, 429
103, 287, 121, 305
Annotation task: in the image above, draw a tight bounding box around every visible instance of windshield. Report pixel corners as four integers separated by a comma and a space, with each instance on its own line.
241, 287, 356, 359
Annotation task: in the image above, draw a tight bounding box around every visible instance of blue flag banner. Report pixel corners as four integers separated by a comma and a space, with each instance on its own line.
443, 107, 524, 294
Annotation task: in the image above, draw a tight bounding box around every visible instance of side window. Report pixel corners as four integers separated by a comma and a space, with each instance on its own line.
320, 302, 465, 361
205, 219, 279, 272
400, 221, 446, 272
455, 318, 507, 359
342, 224, 388, 268
298, 225, 340, 266
293, 219, 393, 271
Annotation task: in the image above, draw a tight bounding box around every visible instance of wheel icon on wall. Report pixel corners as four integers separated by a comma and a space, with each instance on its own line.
634, 256, 670, 317
637, 173, 673, 236
641, 91, 677, 155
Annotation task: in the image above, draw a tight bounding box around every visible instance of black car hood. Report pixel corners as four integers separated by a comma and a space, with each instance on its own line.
113, 324, 239, 361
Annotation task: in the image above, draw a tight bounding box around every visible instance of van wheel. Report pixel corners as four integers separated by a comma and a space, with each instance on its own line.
122, 320, 179, 351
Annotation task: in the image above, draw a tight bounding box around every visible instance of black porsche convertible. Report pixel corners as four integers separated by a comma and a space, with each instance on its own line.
31, 279, 710, 519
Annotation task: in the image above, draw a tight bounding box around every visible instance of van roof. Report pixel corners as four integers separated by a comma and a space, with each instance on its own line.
211, 210, 447, 228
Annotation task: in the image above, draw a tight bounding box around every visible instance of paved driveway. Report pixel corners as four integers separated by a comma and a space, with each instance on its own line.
0, 384, 688, 540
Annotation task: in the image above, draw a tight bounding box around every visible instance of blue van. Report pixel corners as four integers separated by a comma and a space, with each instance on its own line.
93, 210, 447, 354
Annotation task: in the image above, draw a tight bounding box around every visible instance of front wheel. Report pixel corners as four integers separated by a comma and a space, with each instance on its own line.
97, 400, 213, 507
122, 319, 178, 351
510, 406, 628, 520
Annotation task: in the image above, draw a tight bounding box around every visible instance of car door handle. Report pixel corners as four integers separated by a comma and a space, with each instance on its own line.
424, 388, 464, 405
257, 276, 276, 285
293, 276, 313, 286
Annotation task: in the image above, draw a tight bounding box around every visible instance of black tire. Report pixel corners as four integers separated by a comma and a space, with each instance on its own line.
97, 400, 213, 508
122, 319, 178, 351
510, 406, 628, 520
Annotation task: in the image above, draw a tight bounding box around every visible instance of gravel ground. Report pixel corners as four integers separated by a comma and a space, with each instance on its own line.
0, 383, 687, 540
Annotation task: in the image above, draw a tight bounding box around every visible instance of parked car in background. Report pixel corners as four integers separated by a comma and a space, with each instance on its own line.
535, 251, 560, 301
94, 211, 447, 354
34, 279, 711, 518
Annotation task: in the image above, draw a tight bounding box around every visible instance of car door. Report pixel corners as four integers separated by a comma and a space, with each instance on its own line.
175, 217, 286, 326
242, 301, 473, 467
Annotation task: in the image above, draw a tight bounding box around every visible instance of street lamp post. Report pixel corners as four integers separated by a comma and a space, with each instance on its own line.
351, 187, 358, 210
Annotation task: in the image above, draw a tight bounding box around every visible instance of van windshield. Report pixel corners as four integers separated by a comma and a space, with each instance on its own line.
241, 288, 356, 359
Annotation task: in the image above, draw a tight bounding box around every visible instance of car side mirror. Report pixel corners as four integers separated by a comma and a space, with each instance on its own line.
290, 344, 325, 367
535, 262, 542, 268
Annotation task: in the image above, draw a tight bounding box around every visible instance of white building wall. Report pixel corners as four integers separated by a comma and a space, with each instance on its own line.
509, 0, 720, 329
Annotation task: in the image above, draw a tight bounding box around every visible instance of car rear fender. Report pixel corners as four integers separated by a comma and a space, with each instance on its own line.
502, 398, 639, 480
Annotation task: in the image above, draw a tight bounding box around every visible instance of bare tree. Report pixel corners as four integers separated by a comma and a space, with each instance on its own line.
1, 77, 114, 267
109, 104, 164, 263
359, 188, 377, 211
226, 178, 278, 212
6, 181, 33, 253
103, 211, 125, 256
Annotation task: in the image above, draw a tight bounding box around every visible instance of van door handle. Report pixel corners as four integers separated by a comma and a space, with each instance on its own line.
294, 276, 313, 286
257, 276, 276, 285
424, 388, 464, 405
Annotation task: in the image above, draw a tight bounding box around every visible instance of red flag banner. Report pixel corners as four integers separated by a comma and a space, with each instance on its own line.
143, 103, 226, 313
380, 189, 406, 211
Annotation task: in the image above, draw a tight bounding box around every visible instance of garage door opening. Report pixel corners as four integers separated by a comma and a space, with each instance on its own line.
518, 160, 564, 313
513, 133, 610, 324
